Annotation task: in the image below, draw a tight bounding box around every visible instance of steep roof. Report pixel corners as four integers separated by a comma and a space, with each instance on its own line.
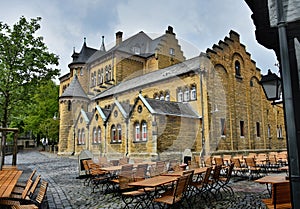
139, 94, 200, 119
92, 56, 203, 100
87, 31, 161, 64
69, 39, 97, 66
60, 75, 89, 100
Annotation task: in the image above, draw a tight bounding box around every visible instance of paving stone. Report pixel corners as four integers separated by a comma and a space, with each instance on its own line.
4, 149, 277, 208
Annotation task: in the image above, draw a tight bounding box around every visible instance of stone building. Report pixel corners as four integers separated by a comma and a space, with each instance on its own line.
58, 26, 285, 161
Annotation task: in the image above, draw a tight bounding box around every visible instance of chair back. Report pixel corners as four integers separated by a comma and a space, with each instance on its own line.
212, 165, 222, 181
156, 161, 166, 175
134, 164, 148, 180
118, 173, 134, 191
214, 157, 224, 166
245, 157, 256, 167
29, 175, 41, 197
121, 164, 133, 173
202, 167, 213, 184
21, 179, 33, 199
183, 169, 194, 191
204, 156, 213, 167
231, 158, 242, 168
119, 157, 129, 165
36, 180, 48, 205
172, 175, 189, 203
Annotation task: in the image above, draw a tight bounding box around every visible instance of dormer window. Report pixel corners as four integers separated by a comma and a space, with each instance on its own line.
133, 46, 141, 55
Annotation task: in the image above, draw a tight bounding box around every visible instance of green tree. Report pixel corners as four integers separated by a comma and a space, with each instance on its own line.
24, 80, 59, 145
0, 16, 59, 130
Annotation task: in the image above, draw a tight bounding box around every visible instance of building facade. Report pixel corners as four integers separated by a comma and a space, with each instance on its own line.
58, 26, 285, 161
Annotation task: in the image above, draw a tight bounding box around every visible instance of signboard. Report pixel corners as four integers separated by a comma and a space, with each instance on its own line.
268, 0, 300, 27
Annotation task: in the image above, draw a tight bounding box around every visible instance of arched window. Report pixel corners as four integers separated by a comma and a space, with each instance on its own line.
117, 124, 122, 142
98, 70, 101, 85
184, 87, 189, 102
108, 65, 112, 81
165, 91, 170, 101
91, 73, 94, 87
77, 129, 81, 144
111, 125, 116, 143
100, 68, 103, 84
81, 129, 85, 144
191, 85, 197, 100
267, 124, 271, 138
142, 121, 147, 141
160, 94, 164, 101
235, 60, 241, 77
68, 100, 72, 111
105, 66, 109, 82
177, 89, 183, 102
135, 122, 140, 141
93, 127, 97, 143
277, 125, 283, 138
97, 126, 101, 143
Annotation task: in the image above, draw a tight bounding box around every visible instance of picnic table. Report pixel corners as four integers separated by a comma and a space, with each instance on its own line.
0, 170, 23, 198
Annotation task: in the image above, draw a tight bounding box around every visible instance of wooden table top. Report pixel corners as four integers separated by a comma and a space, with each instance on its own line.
161, 167, 209, 176
255, 175, 289, 184
129, 175, 179, 187
0, 170, 23, 198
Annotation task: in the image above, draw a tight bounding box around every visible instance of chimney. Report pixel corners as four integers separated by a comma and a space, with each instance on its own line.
116, 31, 123, 46
166, 26, 175, 35
100, 36, 106, 52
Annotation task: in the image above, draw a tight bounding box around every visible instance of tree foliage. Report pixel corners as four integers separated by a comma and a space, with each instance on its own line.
0, 16, 60, 129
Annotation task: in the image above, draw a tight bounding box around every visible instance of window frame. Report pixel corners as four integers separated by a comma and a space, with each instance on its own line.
240, 120, 245, 137
142, 121, 147, 141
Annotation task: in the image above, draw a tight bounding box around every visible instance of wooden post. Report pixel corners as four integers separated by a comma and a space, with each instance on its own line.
12, 131, 18, 166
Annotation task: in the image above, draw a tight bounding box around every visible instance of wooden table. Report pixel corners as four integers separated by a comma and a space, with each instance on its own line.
129, 175, 179, 188
161, 167, 208, 176
255, 175, 289, 196
0, 170, 23, 198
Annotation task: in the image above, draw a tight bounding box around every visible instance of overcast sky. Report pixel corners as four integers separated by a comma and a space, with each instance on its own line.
1, 0, 278, 79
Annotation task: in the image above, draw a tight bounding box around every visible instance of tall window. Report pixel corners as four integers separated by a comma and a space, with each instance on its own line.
165, 91, 170, 101
240, 121, 244, 137
93, 127, 97, 143
160, 94, 165, 101
267, 124, 271, 138
93, 72, 96, 86
97, 70, 101, 85
277, 125, 282, 138
256, 122, 260, 137
117, 124, 122, 142
235, 60, 241, 77
91, 73, 94, 87
135, 122, 140, 141
105, 66, 109, 82
142, 121, 147, 141
184, 87, 189, 102
77, 129, 81, 144
169, 48, 175, 56
221, 118, 226, 136
178, 89, 183, 102
81, 129, 85, 144
100, 68, 104, 84
108, 65, 112, 81
191, 86, 196, 100
68, 100, 72, 111
97, 126, 101, 143
111, 125, 116, 142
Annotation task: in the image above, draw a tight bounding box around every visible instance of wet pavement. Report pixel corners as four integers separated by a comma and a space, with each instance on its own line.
3, 149, 275, 209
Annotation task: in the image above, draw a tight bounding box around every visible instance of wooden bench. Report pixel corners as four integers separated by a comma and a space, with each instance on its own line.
262, 182, 292, 209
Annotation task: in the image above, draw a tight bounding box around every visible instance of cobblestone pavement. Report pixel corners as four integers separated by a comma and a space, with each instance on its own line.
4, 149, 274, 209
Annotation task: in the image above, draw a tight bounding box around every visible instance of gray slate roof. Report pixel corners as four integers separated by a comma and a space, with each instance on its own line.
144, 97, 200, 119
87, 31, 163, 64
92, 56, 201, 100
60, 75, 89, 100
70, 41, 97, 65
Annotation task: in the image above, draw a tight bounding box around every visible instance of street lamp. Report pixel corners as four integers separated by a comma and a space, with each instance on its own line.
259, 69, 282, 104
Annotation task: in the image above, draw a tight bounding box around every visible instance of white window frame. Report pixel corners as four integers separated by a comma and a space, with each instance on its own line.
135, 123, 140, 141
142, 122, 147, 141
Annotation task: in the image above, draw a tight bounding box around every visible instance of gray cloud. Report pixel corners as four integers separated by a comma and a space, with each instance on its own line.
0, 0, 278, 79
